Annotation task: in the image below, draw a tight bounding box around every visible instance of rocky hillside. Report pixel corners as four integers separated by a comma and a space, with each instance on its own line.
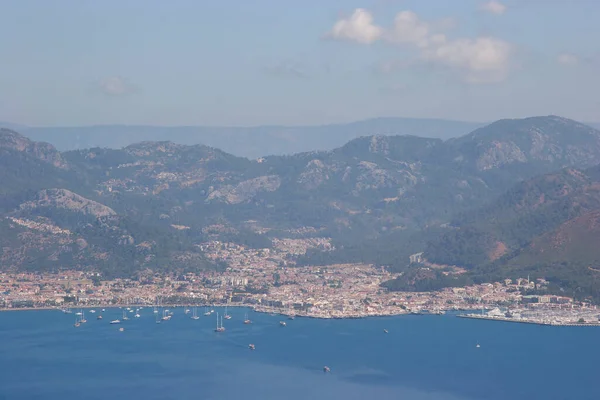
2, 115, 600, 280
0, 128, 67, 169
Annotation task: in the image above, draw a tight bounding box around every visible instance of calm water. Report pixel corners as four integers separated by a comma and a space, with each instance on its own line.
0, 308, 597, 400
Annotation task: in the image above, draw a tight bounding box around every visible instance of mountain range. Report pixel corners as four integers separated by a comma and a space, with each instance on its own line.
2, 115, 600, 300
2, 119, 599, 159
1, 118, 486, 159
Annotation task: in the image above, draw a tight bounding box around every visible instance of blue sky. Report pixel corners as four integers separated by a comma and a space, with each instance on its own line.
1, 0, 599, 126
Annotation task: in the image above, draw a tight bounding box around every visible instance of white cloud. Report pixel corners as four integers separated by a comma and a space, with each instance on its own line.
480, 1, 507, 15
326, 8, 383, 44
386, 11, 431, 47
97, 76, 137, 96
422, 37, 512, 83
326, 8, 513, 84
557, 53, 579, 66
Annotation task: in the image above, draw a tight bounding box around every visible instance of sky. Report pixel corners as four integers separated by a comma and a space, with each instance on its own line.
1, 0, 599, 127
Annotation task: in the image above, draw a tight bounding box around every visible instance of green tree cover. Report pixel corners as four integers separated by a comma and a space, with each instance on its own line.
4, 118, 600, 288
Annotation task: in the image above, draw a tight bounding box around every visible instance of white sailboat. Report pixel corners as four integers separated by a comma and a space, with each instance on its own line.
215, 312, 225, 332
204, 307, 211, 316
122, 309, 129, 321
191, 307, 200, 320
244, 312, 252, 324
224, 305, 232, 320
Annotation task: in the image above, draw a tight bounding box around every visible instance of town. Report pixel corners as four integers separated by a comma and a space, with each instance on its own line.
1, 239, 599, 326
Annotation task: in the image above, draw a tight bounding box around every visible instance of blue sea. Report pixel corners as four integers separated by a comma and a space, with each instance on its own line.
0, 308, 597, 400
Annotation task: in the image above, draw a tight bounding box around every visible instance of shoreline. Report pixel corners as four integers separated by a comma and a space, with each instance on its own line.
4, 305, 599, 326
0, 304, 425, 319
458, 314, 600, 327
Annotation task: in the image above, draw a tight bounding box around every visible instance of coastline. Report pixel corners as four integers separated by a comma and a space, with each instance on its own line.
458, 313, 600, 327
5, 304, 600, 326
0, 303, 418, 319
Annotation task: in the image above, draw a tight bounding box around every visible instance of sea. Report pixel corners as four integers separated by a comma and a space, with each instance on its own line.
0, 308, 597, 400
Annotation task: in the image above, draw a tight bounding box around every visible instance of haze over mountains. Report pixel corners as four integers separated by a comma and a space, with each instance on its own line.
2, 118, 486, 158
2, 115, 600, 300
1, 119, 599, 159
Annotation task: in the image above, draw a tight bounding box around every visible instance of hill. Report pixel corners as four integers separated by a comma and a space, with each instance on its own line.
416, 164, 600, 301
2, 116, 600, 283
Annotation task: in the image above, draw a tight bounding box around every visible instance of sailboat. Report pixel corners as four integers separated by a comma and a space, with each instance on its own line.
204, 307, 211, 316
161, 309, 171, 321
224, 305, 231, 320
79, 310, 87, 323
122, 309, 130, 321
215, 313, 225, 332
243, 312, 252, 324
191, 307, 200, 320
73, 315, 81, 328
